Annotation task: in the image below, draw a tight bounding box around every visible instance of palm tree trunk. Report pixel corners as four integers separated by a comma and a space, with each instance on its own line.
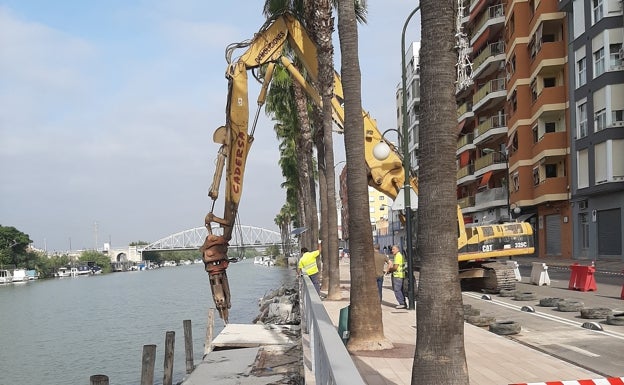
310, 0, 342, 300
336, 0, 390, 351
293, 81, 319, 250
413, 1, 469, 383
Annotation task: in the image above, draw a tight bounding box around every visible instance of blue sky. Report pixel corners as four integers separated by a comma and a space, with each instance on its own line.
0, 1, 421, 252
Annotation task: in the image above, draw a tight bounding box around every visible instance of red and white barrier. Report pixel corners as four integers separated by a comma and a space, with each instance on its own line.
510, 377, 624, 385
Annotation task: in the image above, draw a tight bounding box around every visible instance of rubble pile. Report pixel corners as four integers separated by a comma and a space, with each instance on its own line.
253, 283, 301, 325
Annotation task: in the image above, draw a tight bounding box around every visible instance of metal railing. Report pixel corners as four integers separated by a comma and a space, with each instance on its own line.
472, 41, 505, 71
300, 276, 366, 385
473, 78, 506, 106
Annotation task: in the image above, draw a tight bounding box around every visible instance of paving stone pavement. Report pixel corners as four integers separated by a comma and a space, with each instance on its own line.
316, 260, 616, 385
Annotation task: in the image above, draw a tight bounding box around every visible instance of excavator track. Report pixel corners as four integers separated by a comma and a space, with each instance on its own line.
481, 262, 517, 293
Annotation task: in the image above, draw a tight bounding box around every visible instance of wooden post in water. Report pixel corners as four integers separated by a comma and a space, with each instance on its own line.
183, 319, 194, 373
90, 374, 109, 385
163, 331, 175, 385
204, 308, 215, 357
140, 344, 157, 385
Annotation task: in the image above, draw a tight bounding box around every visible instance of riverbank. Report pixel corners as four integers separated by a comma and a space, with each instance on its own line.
182, 282, 304, 384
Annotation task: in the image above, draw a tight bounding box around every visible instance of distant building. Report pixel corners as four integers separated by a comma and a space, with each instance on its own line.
560, 0, 624, 259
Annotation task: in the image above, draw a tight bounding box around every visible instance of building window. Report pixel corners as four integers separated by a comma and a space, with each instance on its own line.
577, 102, 588, 138
577, 57, 586, 87
532, 125, 539, 143
543, 77, 556, 88
577, 148, 589, 188
533, 167, 540, 186
530, 79, 538, 102
609, 44, 623, 69
545, 164, 557, 178
595, 108, 607, 132
512, 171, 519, 192
614, 109, 624, 123
510, 90, 517, 113
594, 47, 605, 77
592, 0, 604, 24
579, 212, 589, 250
545, 122, 556, 133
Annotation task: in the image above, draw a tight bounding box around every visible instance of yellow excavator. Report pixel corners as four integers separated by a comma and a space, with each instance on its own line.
202, 13, 534, 322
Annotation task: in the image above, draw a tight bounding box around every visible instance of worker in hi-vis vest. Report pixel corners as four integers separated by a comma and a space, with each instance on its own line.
297, 241, 322, 294
389, 245, 407, 309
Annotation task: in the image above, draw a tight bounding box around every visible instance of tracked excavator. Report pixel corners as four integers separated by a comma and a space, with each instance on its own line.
202, 13, 534, 322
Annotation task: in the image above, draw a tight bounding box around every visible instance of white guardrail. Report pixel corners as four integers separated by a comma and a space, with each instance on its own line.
300, 275, 366, 385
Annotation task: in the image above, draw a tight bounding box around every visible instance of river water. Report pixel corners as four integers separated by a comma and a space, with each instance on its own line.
0, 259, 296, 385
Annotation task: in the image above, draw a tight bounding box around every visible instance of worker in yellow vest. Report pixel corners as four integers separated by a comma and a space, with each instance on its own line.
297, 241, 322, 295
390, 245, 406, 309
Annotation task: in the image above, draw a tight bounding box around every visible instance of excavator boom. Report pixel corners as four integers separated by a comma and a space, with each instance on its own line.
203, 13, 534, 321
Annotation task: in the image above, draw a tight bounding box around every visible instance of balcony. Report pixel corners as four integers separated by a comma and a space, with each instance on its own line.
475, 186, 507, 208
474, 114, 507, 145
531, 41, 565, 70
531, 85, 566, 117
470, 4, 505, 47
533, 176, 568, 199
457, 101, 474, 122
532, 131, 567, 159
472, 41, 505, 79
474, 151, 507, 174
457, 133, 475, 152
458, 195, 476, 209
457, 164, 476, 185
472, 78, 506, 112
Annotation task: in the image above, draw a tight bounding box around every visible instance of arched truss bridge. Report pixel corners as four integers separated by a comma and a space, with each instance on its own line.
143, 225, 282, 251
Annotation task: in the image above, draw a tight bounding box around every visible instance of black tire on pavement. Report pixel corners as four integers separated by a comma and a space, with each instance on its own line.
557, 300, 584, 312
580, 307, 613, 319
464, 308, 481, 319
513, 292, 537, 301
489, 321, 521, 335
498, 289, 517, 297
466, 315, 496, 327
539, 297, 564, 307
606, 312, 624, 326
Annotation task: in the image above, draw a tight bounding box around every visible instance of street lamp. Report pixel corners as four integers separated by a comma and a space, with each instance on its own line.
482, 148, 510, 221
370, 4, 421, 311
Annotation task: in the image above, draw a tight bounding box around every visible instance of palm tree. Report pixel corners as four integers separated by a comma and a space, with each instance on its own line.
413, 1, 469, 383
303, 0, 341, 299
264, 62, 319, 250
336, 0, 391, 351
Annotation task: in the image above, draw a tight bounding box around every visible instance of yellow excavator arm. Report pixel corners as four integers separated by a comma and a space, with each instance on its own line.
202, 13, 534, 321
201, 13, 418, 322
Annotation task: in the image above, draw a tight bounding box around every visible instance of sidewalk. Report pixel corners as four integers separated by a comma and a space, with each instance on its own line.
319, 260, 604, 385
511, 255, 624, 275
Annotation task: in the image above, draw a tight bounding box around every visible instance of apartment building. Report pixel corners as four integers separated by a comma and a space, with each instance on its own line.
457, 0, 572, 258
559, 0, 624, 260
397, 41, 422, 172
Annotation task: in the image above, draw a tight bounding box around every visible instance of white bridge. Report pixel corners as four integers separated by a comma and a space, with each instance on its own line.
143, 225, 282, 251
105, 225, 282, 264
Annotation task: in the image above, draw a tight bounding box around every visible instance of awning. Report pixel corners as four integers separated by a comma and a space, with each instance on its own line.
469, 0, 488, 23
516, 213, 536, 223
459, 151, 471, 167
472, 29, 491, 54
506, 129, 517, 150
479, 171, 493, 187
456, 119, 466, 133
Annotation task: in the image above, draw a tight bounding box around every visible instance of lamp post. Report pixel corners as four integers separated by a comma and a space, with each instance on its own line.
483, 148, 510, 221
370, 5, 420, 310
400, 5, 420, 311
